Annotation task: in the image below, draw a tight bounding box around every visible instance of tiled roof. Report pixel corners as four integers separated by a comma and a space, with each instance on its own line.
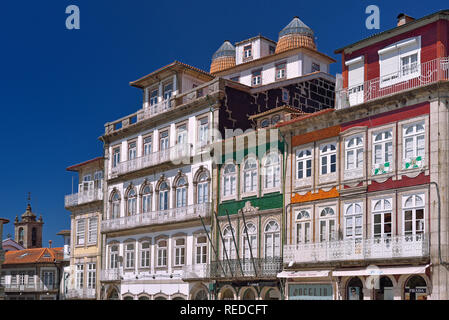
248, 105, 304, 120
3, 247, 64, 265
210, 56, 236, 74
66, 156, 103, 172
276, 108, 335, 127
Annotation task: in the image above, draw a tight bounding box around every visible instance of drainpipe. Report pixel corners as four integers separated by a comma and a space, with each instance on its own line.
429, 181, 449, 271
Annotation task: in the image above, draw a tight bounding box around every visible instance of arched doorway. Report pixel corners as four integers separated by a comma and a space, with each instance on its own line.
347, 277, 364, 300
154, 297, 167, 300
242, 288, 256, 300
221, 289, 234, 300
262, 288, 280, 300
404, 275, 427, 300
374, 276, 394, 300
107, 288, 119, 300
194, 289, 208, 300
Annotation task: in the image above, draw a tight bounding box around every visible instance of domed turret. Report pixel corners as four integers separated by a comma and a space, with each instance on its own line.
210, 40, 236, 74
275, 16, 316, 54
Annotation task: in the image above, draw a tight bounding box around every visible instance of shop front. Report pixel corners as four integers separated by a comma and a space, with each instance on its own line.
278, 270, 336, 300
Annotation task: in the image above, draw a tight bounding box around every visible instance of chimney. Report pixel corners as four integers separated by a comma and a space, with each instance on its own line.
48, 240, 52, 248
397, 13, 415, 27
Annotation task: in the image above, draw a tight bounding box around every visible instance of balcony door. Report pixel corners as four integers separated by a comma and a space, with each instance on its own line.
347, 57, 364, 106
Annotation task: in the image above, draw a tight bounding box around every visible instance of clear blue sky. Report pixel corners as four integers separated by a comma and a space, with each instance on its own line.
1, 0, 447, 247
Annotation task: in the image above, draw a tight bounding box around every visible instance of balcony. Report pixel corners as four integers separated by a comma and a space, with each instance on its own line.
109, 143, 192, 178
336, 57, 449, 109
65, 181, 103, 208
104, 78, 221, 136
3, 283, 58, 292
181, 264, 207, 280
100, 268, 122, 282
283, 234, 429, 266
66, 288, 96, 299
207, 257, 283, 279
101, 202, 211, 233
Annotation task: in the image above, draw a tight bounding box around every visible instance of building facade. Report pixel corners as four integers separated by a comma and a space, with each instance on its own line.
0, 218, 9, 300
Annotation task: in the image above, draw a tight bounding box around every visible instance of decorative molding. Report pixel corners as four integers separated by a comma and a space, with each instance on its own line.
291, 187, 339, 203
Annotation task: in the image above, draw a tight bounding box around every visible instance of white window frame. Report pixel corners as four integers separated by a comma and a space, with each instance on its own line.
87, 217, 97, 245
320, 143, 337, 175
195, 235, 208, 264
372, 198, 393, 238
402, 121, 425, 169
296, 148, 312, 181
140, 241, 151, 268
174, 238, 186, 266
222, 226, 236, 260
402, 193, 425, 238
109, 245, 119, 269
87, 263, 96, 289
372, 129, 393, 175
156, 240, 168, 267
262, 152, 281, 192
264, 221, 280, 258
222, 163, 237, 200
124, 243, 135, 270
242, 223, 257, 260
344, 202, 363, 240
295, 209, 312, 244
76, 219, 85, 246
242, 157, 258, 196
319, 207, 336, 242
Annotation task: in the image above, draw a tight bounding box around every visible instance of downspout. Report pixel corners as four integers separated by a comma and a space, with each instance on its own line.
429, 181, 449, 270
280, 130, 289, 300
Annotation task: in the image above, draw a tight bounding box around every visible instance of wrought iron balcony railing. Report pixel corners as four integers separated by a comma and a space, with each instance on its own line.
283, 234, 429, 265
65, 181, 103, 208
207, 257, 283, 279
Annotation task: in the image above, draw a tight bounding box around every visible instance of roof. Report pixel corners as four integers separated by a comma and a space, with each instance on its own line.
56, 230, 70, 236
235, 34, 277, 46
3, 247, 64, 265
66, 156, 103, 172
2, 239, 25, 251
0, 218, 9, 224
129, 61, 215, 89
248, 105, 304, 120
279, 16, 314, 38
212, 41, 236, 60
335, 9, 449, 54
276, 108, 335, 128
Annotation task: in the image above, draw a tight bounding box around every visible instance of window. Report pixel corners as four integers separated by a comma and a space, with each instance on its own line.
243, 157, 258, 193
198, 117, 209, 145
94, 170, 103, 189
112, 147, 120, 168
157, 240, 167, 267
344, 203, 363, 240
111, 192, 120, 219
158, 181, 169, 210
296, 148, 312, 180
401, 53, 418, 76
175, 177, 187, 208
264, 221, 280, 258
125, 243, 135, 269
403, 194, 425, 238
43, 271, 54, 289
143, 136, 152, 156
88, 217, 97, 244
269, 46, 275, 55
244, 45, 252, 59
282, 88, 289, 103
159, 130, 169, 151
271, 115, 281, 126
163, 83, 173, 101
296, 210, 311, 244
196, 236, 207, 264
230, 76, 240, 82
373, 130, 393, 174
87, 263, 96, 289
109, 245, 119, 269
403, 122, 425, 168
252, 69, 262, 86
319, 207, 336, 242
261, 119, 270, 128
127, 189, 137, 216
174, 238, 186, 266
311, 62, 321, 72
76, 219, 85, 245
242, 223, 257, 259
346, 56, 365, 106
150, 89, 158, 106
197, 173, 209, 204
346, 136, 364, 170
223, 163, 237, 197
320, 143, 337, 175
140, 241, 151, 268
372, 198, 392, 238
32, 228, 37, 247
128, 141, 137, 161
142, 185, 152, 213
18, 228, 24, 245
275, 63, 286, 80
176, 124, 187, 145
263, 152, 281, 190
222, 226, 236, 259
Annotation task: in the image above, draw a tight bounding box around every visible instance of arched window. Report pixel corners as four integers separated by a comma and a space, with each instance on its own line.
222, 226, 236, 259
296, 148, 312, 180
109, 245, 119, 269
347, 277, 364, 300
264, 221, 280, 258
345, 136, 364, 170
197, 172, 209, 204
31, 228, 37, 247
140, 240, 151, 268
403, 122, 425, 163
374, 276, 394, 300
242, 288, 256, 300
403, 194, 425, 238
263, 152, 281, 189
373, 130, 393, 168
344, 203, 363, 240
243, 157, 258, 193
320, 143, 337, 175
405, 275, 427, 300
111, 192, 121, 219
18, 228, 24, 245
296, 209, 311, 244
156, 239, 167, 267
194, 289, 208, 300
142, 185, 152, 213
158, 181, 169, 211
223, 164, 236, 197
242, 223, 257, 259
126, 189, 137, 216
124, 243, 135, 269
175, 177, 188, 208
319, 207, 336, 242
372, 198, 392, 238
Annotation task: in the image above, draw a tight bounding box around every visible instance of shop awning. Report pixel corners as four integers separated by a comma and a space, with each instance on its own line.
332, 264, 430, 277
277, 270, 331, 278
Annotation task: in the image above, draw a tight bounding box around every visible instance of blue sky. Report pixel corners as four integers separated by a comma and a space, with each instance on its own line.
0, 0, 447, 247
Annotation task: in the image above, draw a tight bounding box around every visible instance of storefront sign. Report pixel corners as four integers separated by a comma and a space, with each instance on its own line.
288, 284, 333, 300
